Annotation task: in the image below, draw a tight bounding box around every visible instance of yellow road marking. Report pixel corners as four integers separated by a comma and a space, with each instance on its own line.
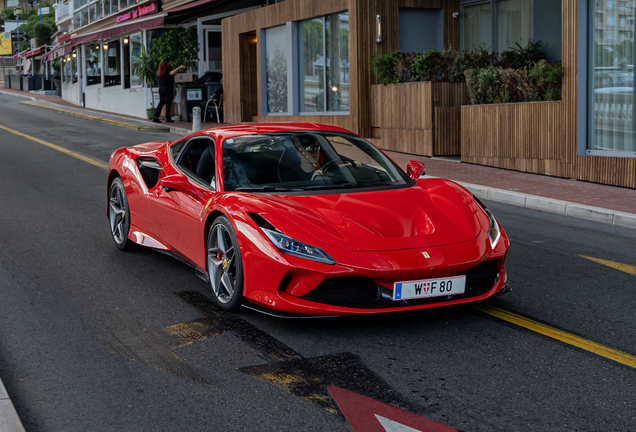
0, 124, 108, 170
20, 101, 169, 133
471, 303, 636, 369
580, 255, 636, 277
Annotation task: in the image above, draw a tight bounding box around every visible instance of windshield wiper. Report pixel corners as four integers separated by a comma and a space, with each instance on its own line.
234, 186, 303, 192
303, 182, 358, 191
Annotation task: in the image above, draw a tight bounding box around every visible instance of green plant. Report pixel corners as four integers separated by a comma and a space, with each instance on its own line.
529, 59, 564, 101
371, 51, 408, 85
152, 27, 200, 72
412, 49, 446, 82
18, 2, 57, 46
503, 39, 547, 69
1, 8, 15, 20
135, 45, 159, 108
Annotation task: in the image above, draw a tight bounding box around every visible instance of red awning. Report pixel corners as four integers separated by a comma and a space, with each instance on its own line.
165, 0, 216, 14
41, 44, 73, 62
71, 16, 164, 45
25, 45, 46, 58
58, 33, 71, 43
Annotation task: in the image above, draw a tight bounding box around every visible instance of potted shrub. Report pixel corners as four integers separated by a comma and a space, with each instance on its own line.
135, 46, 159, 119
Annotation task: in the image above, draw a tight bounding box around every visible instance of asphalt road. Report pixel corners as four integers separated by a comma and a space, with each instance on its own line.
0, 93, 635, 431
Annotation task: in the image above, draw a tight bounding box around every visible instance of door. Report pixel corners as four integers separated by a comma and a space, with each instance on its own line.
146, 136, 216, 267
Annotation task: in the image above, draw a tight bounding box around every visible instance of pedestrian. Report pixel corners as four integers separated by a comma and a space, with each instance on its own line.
153, 61, 185, 123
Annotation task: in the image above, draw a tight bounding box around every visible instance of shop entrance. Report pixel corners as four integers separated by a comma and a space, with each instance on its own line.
239, 31, 257, 122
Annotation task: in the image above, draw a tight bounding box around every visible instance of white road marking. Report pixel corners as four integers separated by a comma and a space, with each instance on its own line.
375, 414, 422, 432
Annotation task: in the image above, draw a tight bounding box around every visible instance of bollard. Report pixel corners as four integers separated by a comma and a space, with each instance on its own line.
192, 106, 202, 132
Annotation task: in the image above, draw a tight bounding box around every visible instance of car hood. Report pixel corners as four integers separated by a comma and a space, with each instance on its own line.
251, 179, 482, 251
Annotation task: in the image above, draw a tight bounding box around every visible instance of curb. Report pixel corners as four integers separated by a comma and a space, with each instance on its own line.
454, 180, 636, 230
0, 378, 25, 432
20, 101, 171, 133
0, 90, 36, 102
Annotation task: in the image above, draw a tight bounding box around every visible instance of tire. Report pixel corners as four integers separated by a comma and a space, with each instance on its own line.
108, 177, 134, 251
206, 216, 244, 310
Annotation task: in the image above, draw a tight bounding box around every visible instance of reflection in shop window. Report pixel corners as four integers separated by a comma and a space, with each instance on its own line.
325, 13, 349, 112
265, 25, 288, 114
130, 34, 142, 87
588, 0, 636, 152
105, 41, 121, 87
298, 12, 349, 113
299, 18, 324, 112
86, 43, 102, 85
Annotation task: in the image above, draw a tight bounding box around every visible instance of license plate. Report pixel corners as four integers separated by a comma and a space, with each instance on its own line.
393, 275, 466, 300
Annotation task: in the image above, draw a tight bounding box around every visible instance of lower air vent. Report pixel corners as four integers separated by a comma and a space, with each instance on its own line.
302, 278, 380, 305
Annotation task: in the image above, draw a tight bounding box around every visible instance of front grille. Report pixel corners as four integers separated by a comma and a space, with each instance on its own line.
298, 261, 499, 309
302, 278, 380, 305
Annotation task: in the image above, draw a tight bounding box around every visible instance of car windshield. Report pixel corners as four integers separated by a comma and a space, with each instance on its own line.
221, 132, 412, 192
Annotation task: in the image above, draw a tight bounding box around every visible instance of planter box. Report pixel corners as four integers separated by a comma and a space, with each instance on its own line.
370, 82, 468, 156
461, 101, 567, 177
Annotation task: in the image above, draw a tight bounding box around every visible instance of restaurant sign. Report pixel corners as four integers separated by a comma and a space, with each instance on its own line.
116, 2, 158, 23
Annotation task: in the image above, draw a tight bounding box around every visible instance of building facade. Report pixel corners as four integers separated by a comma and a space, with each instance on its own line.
47, 0, 276, 118
224, 0, 636, 188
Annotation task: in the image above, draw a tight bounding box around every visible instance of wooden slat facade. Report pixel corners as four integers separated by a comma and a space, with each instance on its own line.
222, 0, 460, 137
371, 81, 467, 156
461, 0, 636, 189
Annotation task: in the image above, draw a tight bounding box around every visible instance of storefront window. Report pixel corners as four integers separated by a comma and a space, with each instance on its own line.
463, 2, 492, 51
462, 0, 532, 52
588, 0, 636, 153
325, 13, 349, 112
86, 43, 102, 85
63, 58, 73, 83
105, 41, 120, 87
265, 25, 288, 114
299, 18, 324, 112
298, 13, 349, 113
206, 31, 222, 72
496, 0, 532, 51
130, 33, 142, 87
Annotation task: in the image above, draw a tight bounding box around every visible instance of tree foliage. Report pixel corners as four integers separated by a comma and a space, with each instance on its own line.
18, 2, 57, 47
152, 27, 200, 72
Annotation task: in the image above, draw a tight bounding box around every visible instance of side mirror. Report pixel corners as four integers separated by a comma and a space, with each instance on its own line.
406, 160, 426, 180
160, 173, 189, 192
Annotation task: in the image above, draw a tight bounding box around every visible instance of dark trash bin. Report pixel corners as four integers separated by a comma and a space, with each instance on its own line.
178, 82, 205, 122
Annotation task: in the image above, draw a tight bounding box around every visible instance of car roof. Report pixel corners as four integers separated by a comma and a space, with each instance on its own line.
194, 122, 356, 142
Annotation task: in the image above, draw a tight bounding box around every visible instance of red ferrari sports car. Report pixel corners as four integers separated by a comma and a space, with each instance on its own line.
107, 122, 509, 316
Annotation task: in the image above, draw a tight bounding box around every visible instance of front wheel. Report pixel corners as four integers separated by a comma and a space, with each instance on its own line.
207, 216, 244, 310
108, 177, 133, 251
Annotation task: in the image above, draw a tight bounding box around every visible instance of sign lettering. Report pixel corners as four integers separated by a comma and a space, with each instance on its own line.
116, 2, 157, 23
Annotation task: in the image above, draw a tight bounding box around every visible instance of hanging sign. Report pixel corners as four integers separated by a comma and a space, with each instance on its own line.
0, 33, 12, 55
116, 2, 158, 24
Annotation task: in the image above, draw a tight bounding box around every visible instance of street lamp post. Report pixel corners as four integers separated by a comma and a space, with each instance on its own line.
15, 7, 23, 59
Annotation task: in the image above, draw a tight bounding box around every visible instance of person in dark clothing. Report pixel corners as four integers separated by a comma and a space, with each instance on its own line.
153, 61, 185, 123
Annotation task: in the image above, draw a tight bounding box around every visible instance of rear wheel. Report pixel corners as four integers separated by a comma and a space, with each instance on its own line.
108, 177, 133, 251
207, 216, 244, 310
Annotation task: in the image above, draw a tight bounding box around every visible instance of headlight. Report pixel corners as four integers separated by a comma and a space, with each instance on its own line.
474, 196, 501, 249
260, 227, 337, 265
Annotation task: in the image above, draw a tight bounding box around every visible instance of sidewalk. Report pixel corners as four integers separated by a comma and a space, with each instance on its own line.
2, 84, 636, 227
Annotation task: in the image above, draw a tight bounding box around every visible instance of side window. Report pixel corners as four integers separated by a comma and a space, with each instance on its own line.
177, 137, 216, 186
169, 138, 188, 160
